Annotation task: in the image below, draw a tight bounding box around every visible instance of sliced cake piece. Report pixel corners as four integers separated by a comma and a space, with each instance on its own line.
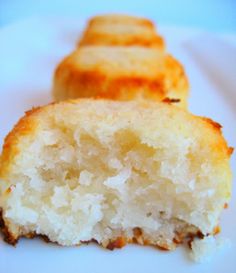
53, 46, 189, 108
0, 99, 232, 249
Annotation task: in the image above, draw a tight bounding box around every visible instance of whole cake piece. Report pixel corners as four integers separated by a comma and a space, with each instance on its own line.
79, 19, 164, 49
0, 99, 232, 249
53, 46, 189, 108
87, 14, 156, 29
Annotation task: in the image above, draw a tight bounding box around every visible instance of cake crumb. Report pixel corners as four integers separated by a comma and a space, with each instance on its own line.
190, 236, 231, 263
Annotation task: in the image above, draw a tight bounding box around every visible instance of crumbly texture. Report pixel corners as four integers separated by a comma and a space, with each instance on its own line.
87, 14, 156, 29
0, 99, 232, 249
53, 46, 189, 108
78, 23, 165, 49
190, 236, 231, 262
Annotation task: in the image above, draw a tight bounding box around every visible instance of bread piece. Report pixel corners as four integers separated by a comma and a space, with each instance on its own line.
87, 14, 155, 29
53, 46, 189, 108
0, 99, 232, 249
78, 23, 165, 49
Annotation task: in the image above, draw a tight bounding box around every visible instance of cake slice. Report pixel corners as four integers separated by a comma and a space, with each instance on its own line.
53, 46, 189, 108
0, 99, 232, 249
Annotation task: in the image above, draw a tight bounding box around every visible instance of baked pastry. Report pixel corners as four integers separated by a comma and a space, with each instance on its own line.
53, 46, 189, 108
87, 14, 156, 29
0, 99, 232, 249
78, 23, 165, 49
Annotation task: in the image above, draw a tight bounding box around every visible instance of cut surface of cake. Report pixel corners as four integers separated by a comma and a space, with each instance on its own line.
0, 99, 232, 249
53, 46, 189, 108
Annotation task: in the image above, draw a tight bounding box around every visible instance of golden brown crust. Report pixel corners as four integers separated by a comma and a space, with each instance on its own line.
228, 147, 234, 156
106, 236, 128, 250
54, 68, 167, 102
0, 229, 203, 251
224, 203, 229, 209
164, 55, 189, 91
202, 117, 222, 131
53, 48, 189, 108
0, 107, 41, 178
201, 121, 234, 157
0, 207, 202, 251
79, 14, 164, 48
199, 117, 233, 159
79, 28, 165, 49
87, 14, 155, 29
0, 209, 18, 245
162, 97, 181, 104
213, 226, 221, 235
0, 209, 4, 228
79, 33, 164, 49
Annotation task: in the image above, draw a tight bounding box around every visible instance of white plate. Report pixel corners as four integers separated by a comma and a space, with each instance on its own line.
0, 17, 235, 273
